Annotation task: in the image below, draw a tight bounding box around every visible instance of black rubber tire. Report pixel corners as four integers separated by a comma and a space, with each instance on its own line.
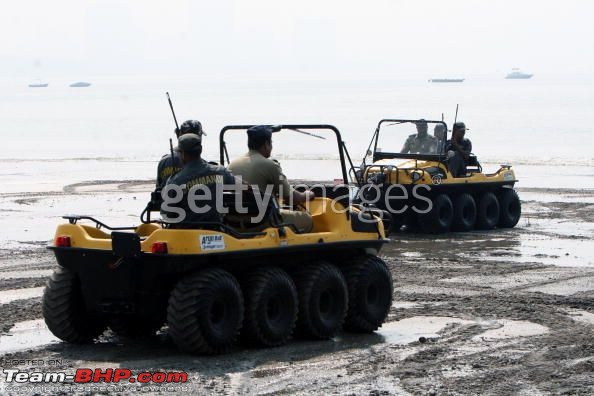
109, 316, 163, 338
418, 193, 454, 234
452, 193, 477, 231
293, 263, 348, 339
42, 267, 105, 343
402, 210, 421, 233
476, 192, 500, 230
167, 268, 244, 354
343, 256, 393, 333
241, 267, 298, 347
498, 189, 521, 228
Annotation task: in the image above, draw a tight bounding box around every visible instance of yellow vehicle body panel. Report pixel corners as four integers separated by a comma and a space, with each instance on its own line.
52, 198, 386, 254
365, 159, 517, 185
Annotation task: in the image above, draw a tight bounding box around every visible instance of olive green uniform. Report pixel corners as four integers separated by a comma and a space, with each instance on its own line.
156, 150, 182, 189
162, 159, 235, 226
401, 134, 437, 154
228, 150, 313, 232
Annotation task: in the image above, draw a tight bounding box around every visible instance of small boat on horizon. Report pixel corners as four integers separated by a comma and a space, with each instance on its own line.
69, 81, 91, 87
429, 78, 465, 83
505, 68, 533, 79
28, 82, 48, 88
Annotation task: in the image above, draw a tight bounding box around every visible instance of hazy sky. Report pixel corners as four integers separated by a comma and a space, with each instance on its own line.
1, 0, 593, 81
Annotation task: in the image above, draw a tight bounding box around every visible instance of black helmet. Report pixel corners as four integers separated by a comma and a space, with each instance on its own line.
453, 122, 468, 132
176, 120, 206, 136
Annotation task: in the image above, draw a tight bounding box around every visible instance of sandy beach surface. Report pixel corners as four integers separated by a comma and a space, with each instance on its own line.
0, 178, 593, 395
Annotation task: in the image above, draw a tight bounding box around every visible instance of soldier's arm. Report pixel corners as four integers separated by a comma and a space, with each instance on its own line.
429, 137, 438, 154
270, 161, 314, 205
156, 156, 168, 188
222, 168, 241, 186
400, 136, 412, 153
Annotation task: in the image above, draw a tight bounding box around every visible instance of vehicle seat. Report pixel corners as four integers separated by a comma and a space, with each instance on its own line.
466, 154, 482, 174
223, 188, 281, 230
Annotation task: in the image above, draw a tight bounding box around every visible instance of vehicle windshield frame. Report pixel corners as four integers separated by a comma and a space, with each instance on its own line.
371, 119, 449, 163
219, 124, 350, 184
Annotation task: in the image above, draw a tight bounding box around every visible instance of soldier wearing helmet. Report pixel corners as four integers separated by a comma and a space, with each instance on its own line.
161, 133, 236, 226
445, 122, 473, 177
156, 120, 206, 189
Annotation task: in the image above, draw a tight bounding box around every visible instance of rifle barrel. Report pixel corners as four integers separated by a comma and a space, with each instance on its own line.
166, 92, 180, 131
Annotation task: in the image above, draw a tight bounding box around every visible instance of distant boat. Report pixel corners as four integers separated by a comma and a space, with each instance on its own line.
69, 82, 91, 87
429, 78, 465, 83
505, 68, 533, 79
28, 82, 48, 88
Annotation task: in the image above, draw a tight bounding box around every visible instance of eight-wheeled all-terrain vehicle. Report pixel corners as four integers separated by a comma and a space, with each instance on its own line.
43, 125, 393, 355
354, 119, 521, 233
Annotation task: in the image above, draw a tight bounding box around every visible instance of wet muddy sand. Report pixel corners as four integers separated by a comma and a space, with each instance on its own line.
0, 185, 593, 395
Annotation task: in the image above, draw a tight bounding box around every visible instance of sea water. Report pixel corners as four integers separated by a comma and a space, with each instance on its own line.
0, 76, 593, 249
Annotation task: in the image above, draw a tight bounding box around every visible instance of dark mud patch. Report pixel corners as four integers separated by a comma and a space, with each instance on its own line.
0, 298, 41, 334
0, 278, 47, 292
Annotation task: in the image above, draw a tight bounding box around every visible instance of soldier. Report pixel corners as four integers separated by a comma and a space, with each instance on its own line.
400, 119, 437, 154
161, 133, 235, 227
156, 120, 206, 189
445, 122, 473, 177
433, 123, 447, 154
227, 125, 315, 233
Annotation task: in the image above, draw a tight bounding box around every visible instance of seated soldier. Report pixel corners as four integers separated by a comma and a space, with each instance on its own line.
156, 120, 206, 190
445, 122, 473, 177
401, 119, 437, 154
433, 123, 447, 154
161, 133, 235, 228
227, 125, 315, 233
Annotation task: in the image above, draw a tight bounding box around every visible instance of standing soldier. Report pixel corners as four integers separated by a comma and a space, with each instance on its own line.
156, 120, 206, 189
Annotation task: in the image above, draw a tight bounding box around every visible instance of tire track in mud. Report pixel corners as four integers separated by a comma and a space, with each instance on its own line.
62, 179, 153, 194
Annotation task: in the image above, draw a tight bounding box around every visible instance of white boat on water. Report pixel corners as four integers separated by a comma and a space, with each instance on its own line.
429, 78, 465, 83
505, 68, 533, 79
69, 82, 91, 87
28, 80, 48, 88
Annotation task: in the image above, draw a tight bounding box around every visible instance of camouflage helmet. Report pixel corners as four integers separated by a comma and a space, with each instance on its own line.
177, 133, 202, 153
176, 120, 206, 137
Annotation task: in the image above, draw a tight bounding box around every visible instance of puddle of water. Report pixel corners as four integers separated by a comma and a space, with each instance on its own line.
523, 276, 594, 296
0, 269, 53, 280
0, 319, 59, 354
400, 251, 423, 258
473, 320, 548, 341
396, 284, 485, 297
564, 309, 594, 325
378, 316, 472, 344
391, 301, 420, 309
442, 268, 591, 291
519, 237, 594, 267
379, 316, 549, 346
520, 191, 594, 204
0, 287, 44, 305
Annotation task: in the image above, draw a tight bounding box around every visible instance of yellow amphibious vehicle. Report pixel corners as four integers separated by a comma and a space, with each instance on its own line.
355, 119, 521, 233
44, 124, 392, 355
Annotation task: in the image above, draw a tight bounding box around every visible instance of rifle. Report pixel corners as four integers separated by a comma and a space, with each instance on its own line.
165, 92, 180, 178
166, 92, 180, 132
